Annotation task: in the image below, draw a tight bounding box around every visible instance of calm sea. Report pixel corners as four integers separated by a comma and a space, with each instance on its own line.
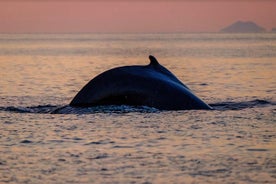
0, 33, 275, 183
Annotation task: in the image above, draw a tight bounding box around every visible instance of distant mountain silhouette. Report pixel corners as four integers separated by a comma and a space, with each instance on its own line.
272, 28, 276, 32
220, 21, 266, 33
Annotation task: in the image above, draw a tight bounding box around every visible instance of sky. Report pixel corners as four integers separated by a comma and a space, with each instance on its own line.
0, 0, 275, 33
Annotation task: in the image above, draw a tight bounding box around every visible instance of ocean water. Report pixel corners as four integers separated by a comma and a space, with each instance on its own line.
0, 33, 275, 183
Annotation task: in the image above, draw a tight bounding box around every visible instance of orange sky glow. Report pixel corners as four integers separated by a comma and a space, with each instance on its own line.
0, 0, 275, 33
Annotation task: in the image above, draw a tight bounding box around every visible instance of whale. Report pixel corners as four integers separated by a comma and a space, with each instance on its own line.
70, 55, 212, 110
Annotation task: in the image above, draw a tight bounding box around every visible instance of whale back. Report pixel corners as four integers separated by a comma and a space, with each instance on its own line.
70, 56, 211, 110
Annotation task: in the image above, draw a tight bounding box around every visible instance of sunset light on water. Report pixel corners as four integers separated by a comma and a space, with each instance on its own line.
0, 1, 276, 184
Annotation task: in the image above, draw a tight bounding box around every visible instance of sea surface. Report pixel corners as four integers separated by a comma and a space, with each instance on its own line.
0, 33, 275, 183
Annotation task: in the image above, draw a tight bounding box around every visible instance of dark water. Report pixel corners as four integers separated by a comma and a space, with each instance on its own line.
1, 99, 275, 114
0, 33, 275, 183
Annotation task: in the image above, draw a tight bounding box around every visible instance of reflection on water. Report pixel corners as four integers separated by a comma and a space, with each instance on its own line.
0, 33, 275, 104
1, 108, 275, 183
0, 56, 275, 105
0, 33, 275, 183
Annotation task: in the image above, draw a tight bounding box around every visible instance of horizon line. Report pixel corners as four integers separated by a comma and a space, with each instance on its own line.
1, 31, 275, 34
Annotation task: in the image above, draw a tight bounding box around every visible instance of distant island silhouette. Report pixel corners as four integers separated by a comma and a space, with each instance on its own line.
220, 21, 266, 33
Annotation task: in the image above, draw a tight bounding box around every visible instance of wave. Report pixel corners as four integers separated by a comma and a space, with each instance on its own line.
0, 105, 159, 114
0, 99, 274, 114
209, 99, 275, 111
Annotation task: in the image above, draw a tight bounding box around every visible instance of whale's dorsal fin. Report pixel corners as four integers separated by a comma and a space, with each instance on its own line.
149, 55, 159, 66
147, 55, 189, 89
